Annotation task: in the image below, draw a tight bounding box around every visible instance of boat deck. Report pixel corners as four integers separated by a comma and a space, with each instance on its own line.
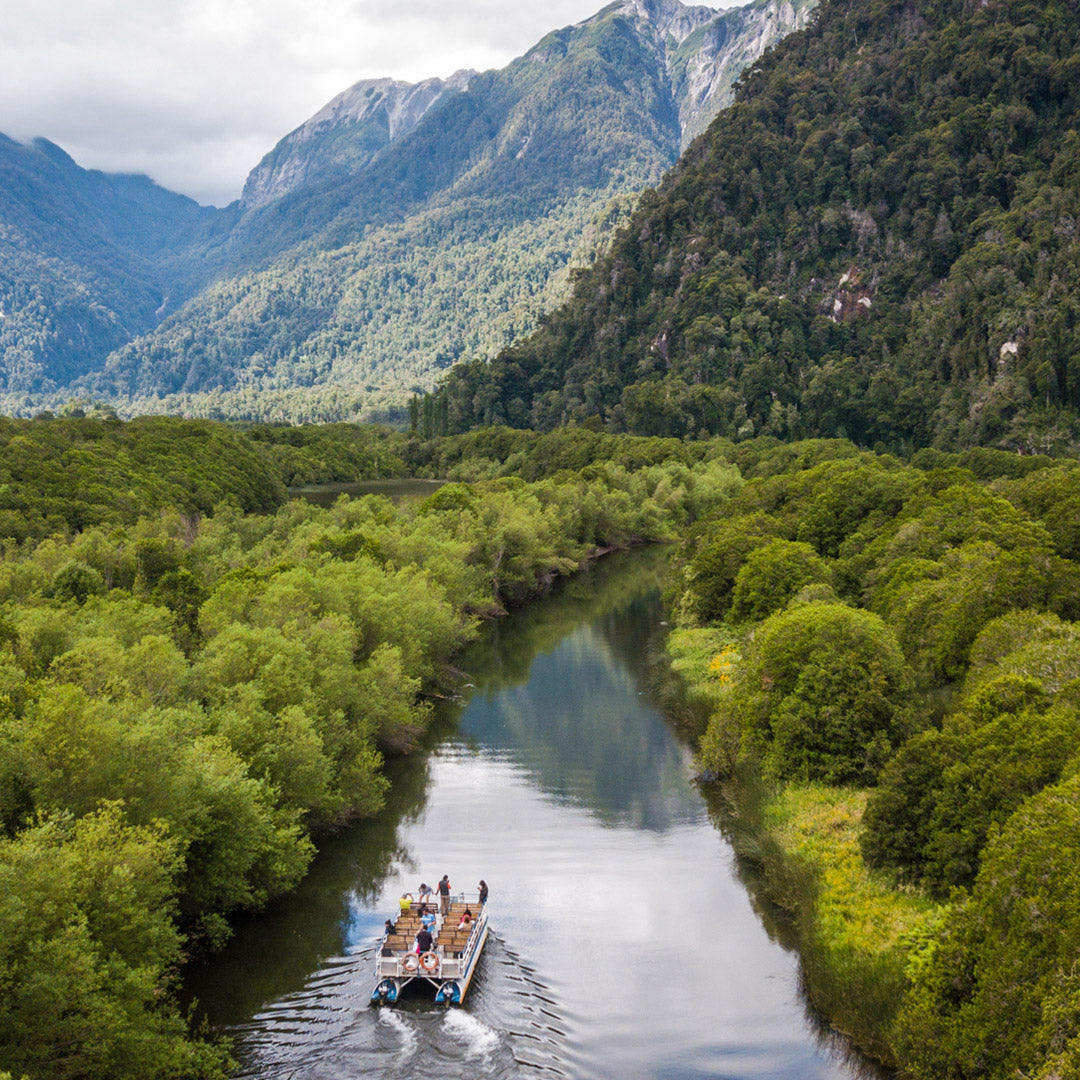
372, 894, 489, 1006
384, 900, 475, 957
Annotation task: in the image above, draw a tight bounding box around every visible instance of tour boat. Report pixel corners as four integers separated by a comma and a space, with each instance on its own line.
371, 892, 489, 1006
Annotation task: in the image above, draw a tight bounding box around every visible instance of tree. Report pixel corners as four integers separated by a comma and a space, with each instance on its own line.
679, 513, 786, 624
863, 674, 1080, 893
714, 601, 913, 783
729, 538, 831, 623
896, 772, 1080, 1080
0, 805, 231, 1080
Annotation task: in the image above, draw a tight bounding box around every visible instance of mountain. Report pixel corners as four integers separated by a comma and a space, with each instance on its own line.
0, 0, 813, 421
239, 71, 477, 212
437, 0, 1080, 454
0, 136, 227, 400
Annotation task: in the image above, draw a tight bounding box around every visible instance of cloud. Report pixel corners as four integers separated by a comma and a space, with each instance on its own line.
0, 0, 723, 206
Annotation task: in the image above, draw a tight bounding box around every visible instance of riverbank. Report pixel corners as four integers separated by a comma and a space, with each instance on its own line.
181, 544, 882, 1080
661, 438, 1080, 1079
0, 448, 743, 1080
670, 630, 943, 1066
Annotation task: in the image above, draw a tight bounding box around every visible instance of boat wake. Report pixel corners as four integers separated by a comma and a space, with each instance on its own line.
442, 1009, 500, 1059
376, 1009, 418, 1064
491, 938, 571, 1077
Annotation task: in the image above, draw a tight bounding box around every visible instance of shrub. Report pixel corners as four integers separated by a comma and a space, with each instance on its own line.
895, 772, 1080, 1080
718, 601, 913, 783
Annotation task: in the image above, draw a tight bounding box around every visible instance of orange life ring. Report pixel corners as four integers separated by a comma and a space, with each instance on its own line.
401, 953, 419, 973
419, 951, 440, 973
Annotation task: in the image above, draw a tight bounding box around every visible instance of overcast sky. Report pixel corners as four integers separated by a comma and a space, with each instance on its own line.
1, 0, 730, 208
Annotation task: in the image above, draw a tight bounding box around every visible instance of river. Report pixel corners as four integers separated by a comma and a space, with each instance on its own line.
182, 547, 888, 1080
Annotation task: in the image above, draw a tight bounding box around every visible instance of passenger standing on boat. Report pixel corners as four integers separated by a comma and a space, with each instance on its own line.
421, 909, 436, 933
437, 875, 451, 915
418, 882, 432, 905
478, 880, 488, 905
399, 893, 413, 915
415, 925, 433, 954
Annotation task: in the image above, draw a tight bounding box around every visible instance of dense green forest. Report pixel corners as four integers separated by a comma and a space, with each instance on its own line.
0, 416, 739, 1079
0, 136, 230, 395
1, 416, 1079, 1077
439, 0, 1080, 454
667, 437, 1080, 1077
0, 1, 812, 423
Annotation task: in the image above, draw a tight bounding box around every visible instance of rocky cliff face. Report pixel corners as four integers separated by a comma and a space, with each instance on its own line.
239, 0, 814, 214
241, 70, 475, 210
668, 0, 815, 144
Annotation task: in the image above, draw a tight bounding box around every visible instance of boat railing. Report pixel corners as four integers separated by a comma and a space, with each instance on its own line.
376, 898, 487, 981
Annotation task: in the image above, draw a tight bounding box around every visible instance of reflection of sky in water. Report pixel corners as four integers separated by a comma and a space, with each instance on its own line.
184, 550, 884, 1080
357, 752, 864, 1080
456, 625, 703, 832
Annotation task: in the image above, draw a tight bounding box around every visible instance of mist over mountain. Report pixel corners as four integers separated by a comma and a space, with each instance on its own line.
0, 0, 812, 421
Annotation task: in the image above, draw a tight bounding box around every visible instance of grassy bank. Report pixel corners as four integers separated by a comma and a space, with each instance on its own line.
664, 438, 1080, 1078
669, 629, 943, 1067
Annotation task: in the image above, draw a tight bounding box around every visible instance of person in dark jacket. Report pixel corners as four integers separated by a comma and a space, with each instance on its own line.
437, 874, 451, 915
416, 926, 433, 954
478, 880, 488, 905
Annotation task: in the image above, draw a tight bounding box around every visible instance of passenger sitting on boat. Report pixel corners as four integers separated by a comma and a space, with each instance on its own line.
478, 880, 488, 905
458, 908, 473, 929
381, 919, 397, 955
384, 918, 396, 935
399, 893, 413, 914
415, 926, 433, 954
421, 910, 436, 933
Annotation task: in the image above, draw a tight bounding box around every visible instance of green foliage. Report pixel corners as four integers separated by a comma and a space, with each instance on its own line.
0, 136, 222, 399
717, 601, 913, 783
728, 538, 830, 623
1, 4, 809, 423
0, 805, 231, 1080
676, 437, 1080, 1074
0, 415, 285, 539
993, 464, 1080, 559
50, 561, 104, 604
678, 513, 785, 623
0, 422, 743, 1076
863, 674, 1080, 892
894, 772, 1080, 1080
441, 0, 1080, 453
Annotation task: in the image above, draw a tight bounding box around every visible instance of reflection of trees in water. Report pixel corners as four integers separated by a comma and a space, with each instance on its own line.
182, 547, 684, 1020
181, 750, 436, 1025
454, 547, 671, 694
452, 547, 702, 831
698, 783, 893, 1080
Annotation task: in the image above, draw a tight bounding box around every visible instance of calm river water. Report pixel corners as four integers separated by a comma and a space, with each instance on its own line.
183, 547, 888, 1080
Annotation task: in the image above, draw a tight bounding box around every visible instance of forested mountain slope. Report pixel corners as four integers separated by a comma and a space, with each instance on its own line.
0, 0, 812, 422
0, 136, 227, 394
440, 0, 1080, 454
75, 0, 812, 422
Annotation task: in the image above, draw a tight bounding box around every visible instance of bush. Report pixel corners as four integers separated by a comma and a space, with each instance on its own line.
681, 513, 785, 623
729, 538, 831, 623
863, 675, 1080, 893
716, 601, 914, 783
895, 772, 1080, 1080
